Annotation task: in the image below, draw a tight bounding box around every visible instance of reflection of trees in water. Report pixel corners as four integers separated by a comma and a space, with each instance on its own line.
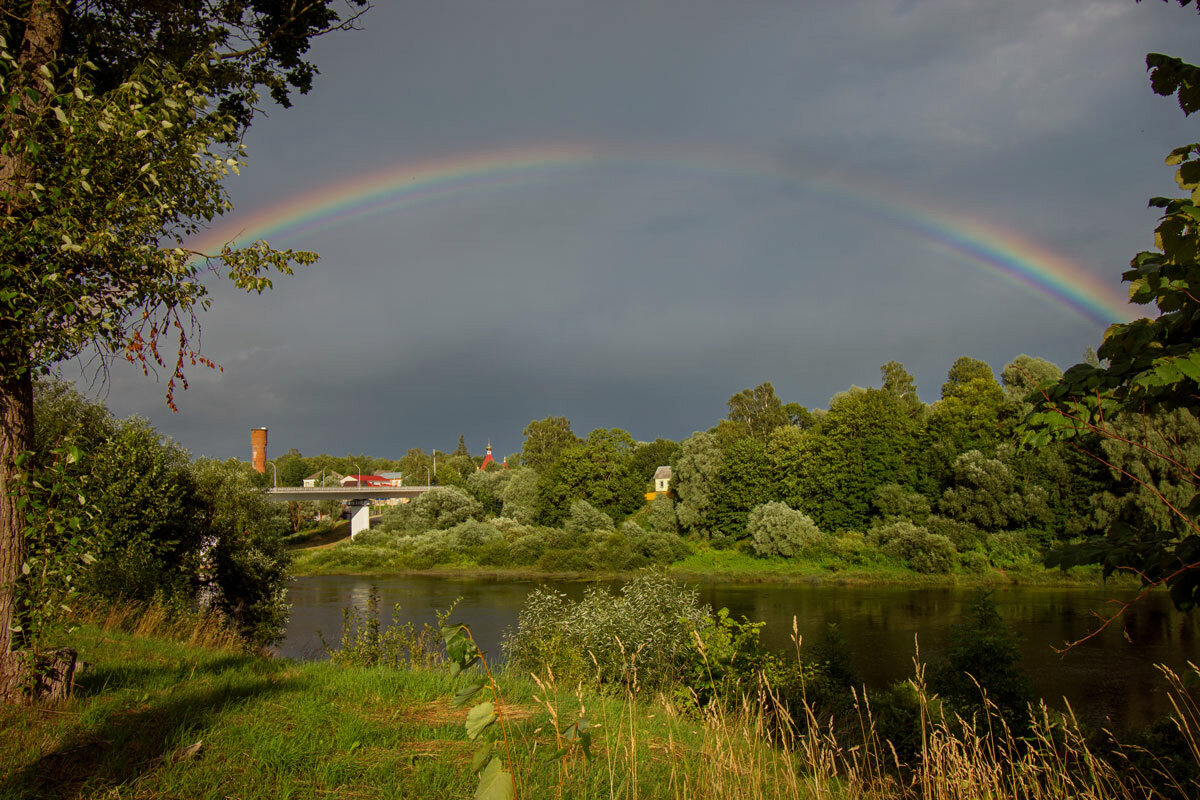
284, 577, 1196, 730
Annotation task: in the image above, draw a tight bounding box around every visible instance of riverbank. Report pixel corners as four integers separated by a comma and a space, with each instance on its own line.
291, 537, 1120, 589
4, 613, 1195, 799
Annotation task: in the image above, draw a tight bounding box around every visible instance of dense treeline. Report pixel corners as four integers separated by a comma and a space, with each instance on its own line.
299, 350, 1196, 578
28, 382, 292, 647
661, 355, 1117, 573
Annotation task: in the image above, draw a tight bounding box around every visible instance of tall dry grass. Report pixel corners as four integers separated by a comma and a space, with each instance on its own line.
70, 597, 245, 651
522, 628, 1199, 800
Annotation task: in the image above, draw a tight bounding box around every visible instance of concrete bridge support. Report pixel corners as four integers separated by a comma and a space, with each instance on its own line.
349, 500, 371, 540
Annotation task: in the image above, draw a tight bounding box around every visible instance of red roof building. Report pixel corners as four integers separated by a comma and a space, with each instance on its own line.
479, 443, 496, 470
341, 474, 390, 487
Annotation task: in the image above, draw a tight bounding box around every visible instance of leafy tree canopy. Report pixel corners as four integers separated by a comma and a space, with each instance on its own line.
520, 416, 580, 474
726, 381, 788, 443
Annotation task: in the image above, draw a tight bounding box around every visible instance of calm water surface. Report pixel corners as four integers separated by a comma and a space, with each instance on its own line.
280, 574, 1199, 731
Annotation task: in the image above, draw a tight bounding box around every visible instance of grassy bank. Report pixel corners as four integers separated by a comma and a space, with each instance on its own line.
3, 614, 1196, 799
291, 538, 1117, 589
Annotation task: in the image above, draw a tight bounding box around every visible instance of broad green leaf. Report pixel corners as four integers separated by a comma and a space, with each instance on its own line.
465, 702, 496, 740
452, 679, 487, 708
475, 757, 514, 800
471, 741, 495, 773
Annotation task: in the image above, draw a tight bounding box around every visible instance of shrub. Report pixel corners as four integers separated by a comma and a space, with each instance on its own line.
747, 501, 823, 558
929, 592, 1033, 734
448, 519, 502, 550
500, 467, 539, 524
409, 486, 484, 530
959, 549, 991, 573
535, 547, 598, 573
508, 531, 548, 565
406, 532, 455, 568
872, 483, 931, 525
324, 586, 443, 669
505, 571, 712, 689
474, 538, 513, 567
491, 516, 523, 535
565, 500, 615, 535
925, 514, 985, 550
648, 495, 678, 533
587, 531, 645, 571
986, 530, 1038, 568
832, 531, 870, 565
630, 529, 691, 564
871, 521, 956, 574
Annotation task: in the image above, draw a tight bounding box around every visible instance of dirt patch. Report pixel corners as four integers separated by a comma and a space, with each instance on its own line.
404, 701, 540, 727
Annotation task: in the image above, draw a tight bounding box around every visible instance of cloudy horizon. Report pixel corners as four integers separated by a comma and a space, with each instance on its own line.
65, 0, 1200, 462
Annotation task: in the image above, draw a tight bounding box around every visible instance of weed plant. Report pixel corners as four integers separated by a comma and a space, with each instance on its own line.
320, 585, 446, 669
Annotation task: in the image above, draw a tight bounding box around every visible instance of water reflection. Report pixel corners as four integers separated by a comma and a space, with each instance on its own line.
280, 575, 1198, 731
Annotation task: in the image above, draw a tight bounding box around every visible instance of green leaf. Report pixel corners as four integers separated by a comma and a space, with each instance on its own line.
475, 757, 514, 800
452, 679, 487, 708
471, 741, 495, 773
465, 702, 496, 740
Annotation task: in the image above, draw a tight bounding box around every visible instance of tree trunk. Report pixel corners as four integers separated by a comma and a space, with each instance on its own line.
0, 365, 33, 660
0, 1, 67, 703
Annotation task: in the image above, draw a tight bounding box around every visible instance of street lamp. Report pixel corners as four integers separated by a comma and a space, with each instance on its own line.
354, 462, 363, 487
424, 466, 431, 487
267, 460, 278, 489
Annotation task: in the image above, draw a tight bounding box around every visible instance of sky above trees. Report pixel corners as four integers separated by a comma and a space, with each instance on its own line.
73, 0, 1200, 460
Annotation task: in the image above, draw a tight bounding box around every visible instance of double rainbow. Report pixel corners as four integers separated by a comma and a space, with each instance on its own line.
186, 143, 1135, 327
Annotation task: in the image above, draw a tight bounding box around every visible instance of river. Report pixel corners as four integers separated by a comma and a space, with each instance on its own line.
279, 574, 1199, 731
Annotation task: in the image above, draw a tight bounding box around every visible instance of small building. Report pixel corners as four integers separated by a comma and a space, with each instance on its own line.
645, 466, 673, 501
653, 466, 672, 493
341, 474, 390, 488
378, 471, 405, 486
303, 470, 343, 487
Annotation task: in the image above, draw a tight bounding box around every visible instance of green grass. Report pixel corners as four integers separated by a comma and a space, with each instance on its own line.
3, 609, 1195, 799
0, 623, 755, 799
291, 536, 1118, 589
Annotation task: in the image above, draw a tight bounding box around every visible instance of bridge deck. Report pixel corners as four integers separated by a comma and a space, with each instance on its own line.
264, 486, 431, 502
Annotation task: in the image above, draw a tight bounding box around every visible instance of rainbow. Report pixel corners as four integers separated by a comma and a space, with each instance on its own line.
186, 143, 1135, 327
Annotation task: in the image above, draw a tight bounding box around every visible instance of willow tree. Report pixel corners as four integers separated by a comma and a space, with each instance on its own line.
0, 0, 367, 699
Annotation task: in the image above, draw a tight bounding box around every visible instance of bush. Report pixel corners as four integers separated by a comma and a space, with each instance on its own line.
448, 519, 502, 550
925, 514, 985, 550
872, 483, 931, 525
929, 592, 1033, 734
959, 549, 991, 573
630, 529, 691, 564
748, 502, 824, 558
378, 486, 482, 534
986, 530, 1038, 568
535, 547, 599, 573
406, 532, 455, 568
648, 495, 678, 533
508, 531, 548, 565
505, 572, 712, 689
500, 467, 539, 524
871, 521, 956, 574
473, 538, 513, 567
565, 500, 615, 535
587, 531, 645, 571
831, 531, 871, 565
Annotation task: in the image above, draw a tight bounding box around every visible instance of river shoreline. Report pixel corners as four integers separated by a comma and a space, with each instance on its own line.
290, 559, 1128, 590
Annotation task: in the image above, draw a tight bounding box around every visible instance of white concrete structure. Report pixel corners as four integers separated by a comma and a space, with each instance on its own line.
264, 485, 431, 539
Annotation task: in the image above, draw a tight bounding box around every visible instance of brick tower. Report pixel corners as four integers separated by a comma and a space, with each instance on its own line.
250, 427, 268, 473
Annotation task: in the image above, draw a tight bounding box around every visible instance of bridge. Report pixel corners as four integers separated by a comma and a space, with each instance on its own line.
264, 485, 433, 539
